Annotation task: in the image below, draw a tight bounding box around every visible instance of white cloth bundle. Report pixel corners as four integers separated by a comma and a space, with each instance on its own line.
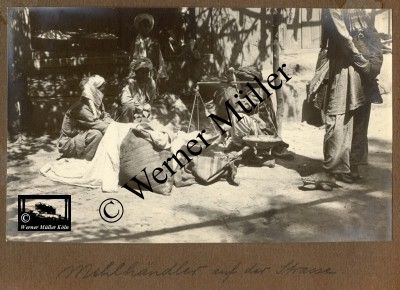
41, 121, 174, 192
41, 122, 132, 192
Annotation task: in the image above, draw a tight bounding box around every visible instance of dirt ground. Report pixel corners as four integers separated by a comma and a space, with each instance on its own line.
6, 90, 392, 243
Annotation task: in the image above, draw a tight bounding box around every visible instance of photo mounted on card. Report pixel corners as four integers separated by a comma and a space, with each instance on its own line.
7, 7, 392, 243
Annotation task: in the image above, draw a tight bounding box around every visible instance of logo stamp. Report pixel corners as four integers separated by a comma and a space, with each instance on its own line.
99, 198, 124, 223
18, 195, 71, 231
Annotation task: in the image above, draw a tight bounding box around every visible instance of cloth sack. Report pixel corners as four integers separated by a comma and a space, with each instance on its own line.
119, 129, 173, 195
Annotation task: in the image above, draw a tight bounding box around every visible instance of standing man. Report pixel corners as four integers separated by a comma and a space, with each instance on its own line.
306, 9, 383, 189
131, 13, 168, 86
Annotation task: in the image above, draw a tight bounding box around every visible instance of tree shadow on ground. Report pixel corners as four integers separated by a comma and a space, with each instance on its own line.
276, 150, 322, 177
6, 135, 391, 243
172, 185, 390, 242
14, 149, 389, 243
56, 180, 390, 243
276, 136, 392, 177
8, 136, 57, 162
69, 146, 391, 242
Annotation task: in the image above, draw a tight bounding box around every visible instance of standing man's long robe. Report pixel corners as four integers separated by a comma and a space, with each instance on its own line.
322, 9, 383, 174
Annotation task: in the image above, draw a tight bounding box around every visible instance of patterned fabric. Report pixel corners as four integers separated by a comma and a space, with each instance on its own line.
189, 155, 231, 183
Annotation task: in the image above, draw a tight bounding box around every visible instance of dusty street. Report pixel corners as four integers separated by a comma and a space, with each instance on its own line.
6, 90, 392, 243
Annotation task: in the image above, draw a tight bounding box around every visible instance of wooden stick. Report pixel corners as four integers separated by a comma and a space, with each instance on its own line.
197, 81, 269, 85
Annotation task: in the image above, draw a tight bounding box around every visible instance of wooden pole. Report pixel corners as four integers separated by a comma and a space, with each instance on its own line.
272, 8, 284, 135
259, 8, 267, 63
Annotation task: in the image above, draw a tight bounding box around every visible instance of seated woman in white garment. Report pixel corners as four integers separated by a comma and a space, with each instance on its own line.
57, 75, 113, 161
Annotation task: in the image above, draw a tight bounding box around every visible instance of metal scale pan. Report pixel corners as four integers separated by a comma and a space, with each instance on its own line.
242, 135, 282, 150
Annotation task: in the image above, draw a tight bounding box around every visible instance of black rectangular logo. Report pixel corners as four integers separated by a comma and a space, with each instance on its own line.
18, 195, 71, 231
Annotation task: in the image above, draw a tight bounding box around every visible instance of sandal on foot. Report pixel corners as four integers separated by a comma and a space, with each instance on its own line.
301, 172, 339, 191
335, 173, 354, 184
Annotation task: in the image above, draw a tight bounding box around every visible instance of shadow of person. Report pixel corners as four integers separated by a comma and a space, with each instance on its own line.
276, 150, 323, 177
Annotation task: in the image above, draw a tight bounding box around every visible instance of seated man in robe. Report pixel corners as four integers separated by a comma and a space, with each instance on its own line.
58, 75, 113, 161
214, 66, 291, 166
114, 58, 157, 123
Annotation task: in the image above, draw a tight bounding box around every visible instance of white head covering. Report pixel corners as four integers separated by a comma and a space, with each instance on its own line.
81, 75, 105, 118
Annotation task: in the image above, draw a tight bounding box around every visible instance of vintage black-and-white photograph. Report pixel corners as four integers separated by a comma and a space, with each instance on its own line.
17, 195, 71, 231
7, 7, 392, 242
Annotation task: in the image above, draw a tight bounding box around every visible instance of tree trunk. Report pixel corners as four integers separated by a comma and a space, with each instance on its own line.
8, 8, 32, 139
272, 8, 284, 135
